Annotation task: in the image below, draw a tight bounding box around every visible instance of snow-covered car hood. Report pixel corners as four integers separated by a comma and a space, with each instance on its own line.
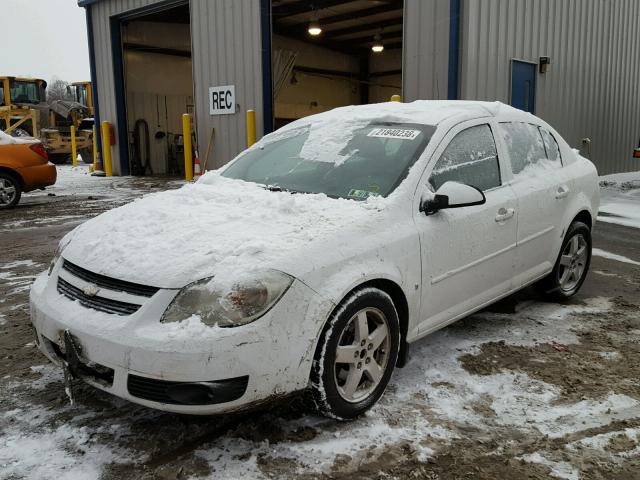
61, 174, 387, 289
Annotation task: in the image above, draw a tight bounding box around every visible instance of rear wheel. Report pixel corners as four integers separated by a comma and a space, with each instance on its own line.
0, 173, 22, 209
311, 288, 400, 420
536, 221, 591, 301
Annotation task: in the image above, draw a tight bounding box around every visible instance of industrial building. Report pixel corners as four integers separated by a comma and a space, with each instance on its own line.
79, 0, 640, 176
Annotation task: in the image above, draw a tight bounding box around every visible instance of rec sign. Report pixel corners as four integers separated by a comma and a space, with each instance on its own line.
209, 85, 236, 115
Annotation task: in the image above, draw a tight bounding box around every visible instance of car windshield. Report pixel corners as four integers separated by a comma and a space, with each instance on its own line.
222, 122, 435, 200
10, 81, 41, 104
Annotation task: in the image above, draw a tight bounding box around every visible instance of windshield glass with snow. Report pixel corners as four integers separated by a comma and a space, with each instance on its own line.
222, 122, 435, 200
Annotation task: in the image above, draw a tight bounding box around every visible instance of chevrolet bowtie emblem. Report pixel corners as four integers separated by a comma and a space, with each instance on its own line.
82, 285, 100, 297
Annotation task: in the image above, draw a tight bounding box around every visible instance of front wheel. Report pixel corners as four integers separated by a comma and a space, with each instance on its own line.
310, 288, 400, 420
536, 221, 592, 301
0, 173, 22, 209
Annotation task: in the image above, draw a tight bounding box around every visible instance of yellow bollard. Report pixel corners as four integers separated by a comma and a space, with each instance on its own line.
182, 113, 193, 181
246, 110, 256, 148
101, 121, 113, 177
92, 124, 98, 168
390, 94, 402, 102
70, 125, 78, 167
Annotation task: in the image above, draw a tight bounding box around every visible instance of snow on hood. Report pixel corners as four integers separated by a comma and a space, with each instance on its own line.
62, 174, 385, 288
0, 130, 38, 145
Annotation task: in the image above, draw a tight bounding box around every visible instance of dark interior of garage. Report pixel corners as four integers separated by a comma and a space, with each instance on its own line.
271, 0, 403, 128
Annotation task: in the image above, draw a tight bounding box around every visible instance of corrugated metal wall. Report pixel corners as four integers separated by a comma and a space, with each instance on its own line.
403, 0, 450, 101
89, 0, 263, 174
190, 0, 263, 169
460, 0, 640, 174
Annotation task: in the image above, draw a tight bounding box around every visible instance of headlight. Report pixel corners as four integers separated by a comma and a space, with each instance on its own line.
161, 270, 293, 327
48, 237, 71, 275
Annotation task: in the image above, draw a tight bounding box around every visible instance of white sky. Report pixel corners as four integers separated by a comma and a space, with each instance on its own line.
2, 0, 90, 83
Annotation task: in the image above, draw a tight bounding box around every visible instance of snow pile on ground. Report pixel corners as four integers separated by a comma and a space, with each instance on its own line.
593, 248, 640, 266
0, 130, 38, 145
599, 170, 640, 228
0, 368, 137, 480
62, 173, 386, 288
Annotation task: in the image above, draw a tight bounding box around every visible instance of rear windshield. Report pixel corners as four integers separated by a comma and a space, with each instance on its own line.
222, 122, 435, 200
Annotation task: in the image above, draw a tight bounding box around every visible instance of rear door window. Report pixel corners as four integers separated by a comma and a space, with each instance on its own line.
429, 124, 501, 192
499, 122, 563, 176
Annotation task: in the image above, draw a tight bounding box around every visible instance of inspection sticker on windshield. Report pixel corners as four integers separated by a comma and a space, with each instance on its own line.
348, 189, 379, 200
368, 128, 421, 140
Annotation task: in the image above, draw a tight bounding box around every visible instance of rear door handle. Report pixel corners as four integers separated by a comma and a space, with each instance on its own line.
555, 185, 570, 199
495, 207, 515, 222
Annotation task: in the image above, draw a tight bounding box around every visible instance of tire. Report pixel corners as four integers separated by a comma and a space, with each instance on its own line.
0, 173, 22, 209
310, 287, 400, 420
535, 221, 592, 301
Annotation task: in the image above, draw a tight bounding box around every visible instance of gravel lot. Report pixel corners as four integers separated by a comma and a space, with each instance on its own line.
1, 166, 639, 480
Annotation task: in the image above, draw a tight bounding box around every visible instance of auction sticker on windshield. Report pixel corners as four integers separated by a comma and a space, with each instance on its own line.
367, 128, 421, 140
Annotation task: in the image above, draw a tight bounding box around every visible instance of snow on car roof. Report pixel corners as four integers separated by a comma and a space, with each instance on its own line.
0, 130, 39, 145
278, 100, 530, 131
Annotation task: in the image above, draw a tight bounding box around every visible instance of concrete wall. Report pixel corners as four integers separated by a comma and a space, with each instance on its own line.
460, 0, 640, 174
369, 48, 402, 104
273, 34, 360, 121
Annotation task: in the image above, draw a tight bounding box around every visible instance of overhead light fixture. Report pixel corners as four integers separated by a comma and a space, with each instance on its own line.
308, 19, 322, 36
372, 34, 384, 53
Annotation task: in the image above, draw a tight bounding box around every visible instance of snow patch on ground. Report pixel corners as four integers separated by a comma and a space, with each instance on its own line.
520, 452, 579, 480
568, 427, 640, 459
599, 171, 640, 228
593, 248, 640, 266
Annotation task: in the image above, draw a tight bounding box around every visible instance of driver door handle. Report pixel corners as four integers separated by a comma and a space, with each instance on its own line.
495, 207, 515, 222
556, 185, 570, 199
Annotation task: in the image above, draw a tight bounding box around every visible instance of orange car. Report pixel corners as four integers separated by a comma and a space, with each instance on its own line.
0, 132, 56, 209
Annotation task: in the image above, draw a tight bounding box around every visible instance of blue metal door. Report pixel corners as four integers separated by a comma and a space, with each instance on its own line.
511, 61, 536, 113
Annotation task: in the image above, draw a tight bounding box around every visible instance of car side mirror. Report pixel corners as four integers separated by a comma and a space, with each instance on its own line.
421, 181, 486, 215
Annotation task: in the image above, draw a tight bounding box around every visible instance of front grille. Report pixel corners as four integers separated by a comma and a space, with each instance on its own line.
62, 260, 159, 297
57, 277, 141, 315
127, 374, 249, 405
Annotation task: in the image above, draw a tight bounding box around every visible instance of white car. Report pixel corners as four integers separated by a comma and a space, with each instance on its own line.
30, 101, 599, 419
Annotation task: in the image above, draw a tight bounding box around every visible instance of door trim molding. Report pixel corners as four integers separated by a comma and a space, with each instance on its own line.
431, 241, 518, 285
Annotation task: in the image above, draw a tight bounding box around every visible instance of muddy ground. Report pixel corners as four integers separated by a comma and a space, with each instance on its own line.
1, 166, 639, 480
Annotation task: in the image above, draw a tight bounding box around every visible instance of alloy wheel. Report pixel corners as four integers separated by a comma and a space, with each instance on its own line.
558, 233, 588, 292
333, 307, 390, 403
0, 178, 17, 206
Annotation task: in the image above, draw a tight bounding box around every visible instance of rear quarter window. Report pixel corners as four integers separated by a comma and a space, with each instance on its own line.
540, 128, 562, 166
499, 122, 562, 177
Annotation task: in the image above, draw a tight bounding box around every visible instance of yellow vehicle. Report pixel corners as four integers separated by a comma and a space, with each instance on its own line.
68, 81, 93, 115
0, 76, 47, 137
1, 76, 94, 164
45, 81, 94, 164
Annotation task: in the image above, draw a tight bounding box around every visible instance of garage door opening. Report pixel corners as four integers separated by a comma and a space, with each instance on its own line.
270, 0, 404, 129
120, 2, 194, 176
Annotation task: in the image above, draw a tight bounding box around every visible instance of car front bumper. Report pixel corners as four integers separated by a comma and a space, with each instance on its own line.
30, 265, 332, 415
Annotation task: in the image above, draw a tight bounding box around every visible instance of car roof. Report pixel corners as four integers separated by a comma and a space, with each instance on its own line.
278, 100, 537, 133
